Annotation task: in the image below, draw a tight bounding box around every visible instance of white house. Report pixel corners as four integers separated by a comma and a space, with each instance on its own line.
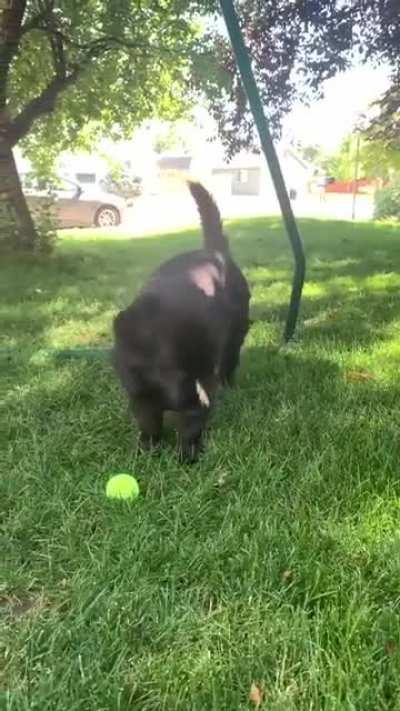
15, 117, 314, 203
203, 147, 313, 199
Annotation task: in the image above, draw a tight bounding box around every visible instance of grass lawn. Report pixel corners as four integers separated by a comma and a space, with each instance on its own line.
2, 216, 400, 709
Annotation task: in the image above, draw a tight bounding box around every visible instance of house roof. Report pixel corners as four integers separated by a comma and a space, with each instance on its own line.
210, 147, 315, 175
211, 151, 261, 172
157, 156, 192, 171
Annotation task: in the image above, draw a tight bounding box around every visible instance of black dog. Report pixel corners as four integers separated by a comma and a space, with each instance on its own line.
113, 182, 250, 462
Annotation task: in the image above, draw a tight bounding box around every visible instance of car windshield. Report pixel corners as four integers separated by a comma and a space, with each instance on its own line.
55, 178, 80, 196
22, 174, 80, 195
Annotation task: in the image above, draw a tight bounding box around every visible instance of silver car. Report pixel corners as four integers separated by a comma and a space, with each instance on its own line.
24, 176, 127, 228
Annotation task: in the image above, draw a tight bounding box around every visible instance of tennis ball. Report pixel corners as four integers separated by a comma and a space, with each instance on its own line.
106, 473, 139, 501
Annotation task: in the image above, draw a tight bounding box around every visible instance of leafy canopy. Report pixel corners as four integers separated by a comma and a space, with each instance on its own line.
3, 1, 207, 170
3, 1, 399, 164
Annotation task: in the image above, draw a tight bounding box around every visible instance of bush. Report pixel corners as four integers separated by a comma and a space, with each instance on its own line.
100, 171, 142, 200
31, 195, 58, 254
22, 173, 58, 253
374, 180, 400, 220
0, 193, 57, 255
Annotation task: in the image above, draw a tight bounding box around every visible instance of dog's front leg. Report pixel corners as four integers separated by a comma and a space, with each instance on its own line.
177, 407, 209, 463
133, 396, 163, 451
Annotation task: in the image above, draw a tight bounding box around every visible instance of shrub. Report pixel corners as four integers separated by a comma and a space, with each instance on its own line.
374, 180, 400, 220
31, 195, 58, 254
0, 193, 57, 255
100, 171, 142, 200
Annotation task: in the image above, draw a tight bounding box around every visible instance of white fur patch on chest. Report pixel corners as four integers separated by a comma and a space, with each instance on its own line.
195, 380, 210, 407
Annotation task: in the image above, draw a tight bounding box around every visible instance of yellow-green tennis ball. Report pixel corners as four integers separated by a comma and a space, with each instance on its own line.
106, 474, 139, 501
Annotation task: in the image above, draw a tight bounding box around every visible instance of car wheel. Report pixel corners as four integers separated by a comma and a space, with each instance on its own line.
94, 205, 120, 227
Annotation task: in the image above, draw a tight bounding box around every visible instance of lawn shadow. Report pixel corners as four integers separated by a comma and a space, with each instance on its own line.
0, 229, 202, 353
2, 214, 400, 363
222, 343, 400, 512
253, 278, 400, 350
7, 340, 398, 492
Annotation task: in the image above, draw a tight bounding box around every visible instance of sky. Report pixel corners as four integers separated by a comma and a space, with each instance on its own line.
282, 64, 390, 151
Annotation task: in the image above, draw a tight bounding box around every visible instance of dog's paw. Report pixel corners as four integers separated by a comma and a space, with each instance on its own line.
178, 439, 203, 465
138, 432, 161, 453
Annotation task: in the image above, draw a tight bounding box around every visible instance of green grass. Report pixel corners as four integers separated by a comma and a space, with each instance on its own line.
2, 217, 400, 709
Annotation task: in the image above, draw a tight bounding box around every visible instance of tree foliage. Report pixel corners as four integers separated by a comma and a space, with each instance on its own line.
153, 121, 190, 155
323, 133, 400, 183
0, 0, 207, 249
196, 0, 400, 156
374, 179, 400, 220
367, 84, 400, 152
2, 1, 204, 163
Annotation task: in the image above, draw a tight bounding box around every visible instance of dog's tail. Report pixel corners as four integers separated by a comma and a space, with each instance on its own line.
188, 181, 229, 255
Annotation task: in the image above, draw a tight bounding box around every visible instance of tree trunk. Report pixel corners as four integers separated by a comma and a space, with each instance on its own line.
0, 116, 37, 251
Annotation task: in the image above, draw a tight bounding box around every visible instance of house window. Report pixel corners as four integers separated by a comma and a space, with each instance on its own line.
76, 172, 96, 184
237, 169, 249, 184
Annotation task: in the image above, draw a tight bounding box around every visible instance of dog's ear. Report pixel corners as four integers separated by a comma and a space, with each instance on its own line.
113, 307, 134, 340
114, 294, 160, 338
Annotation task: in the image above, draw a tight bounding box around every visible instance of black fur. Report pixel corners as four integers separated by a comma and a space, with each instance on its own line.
113, 182, 250, 462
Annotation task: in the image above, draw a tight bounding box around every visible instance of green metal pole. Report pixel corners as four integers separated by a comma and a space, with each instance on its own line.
219, 0, 306, 342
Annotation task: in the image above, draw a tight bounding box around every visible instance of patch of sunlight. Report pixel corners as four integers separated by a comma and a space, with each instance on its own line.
246, 268, 290, 284
60, 229, 121, 241
329, 498, 400, 553
309, 257, 360, 270
317, 272, 400, 298
361, 329, 400, 376
251, 281, 291, 305
323, 275, 364, 293
4, 366, 76, 407
44, 310, 115, 348
364, 272, 400, 292
247, 321, 277, 347
229, 217, 282, 232
42, 297, 103, 317
303, 282, 326, 298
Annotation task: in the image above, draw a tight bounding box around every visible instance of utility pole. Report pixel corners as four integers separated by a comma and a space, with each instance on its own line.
351, 130, 361, 221
219, 0, 305, 342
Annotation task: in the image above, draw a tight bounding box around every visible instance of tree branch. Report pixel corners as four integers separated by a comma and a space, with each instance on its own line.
20, 6, 52, 35
0, 0, 28, 106
5, 25, 193, 146
8, 69, 80, 145
7, 32, 124, 145
49, 29, 67, 79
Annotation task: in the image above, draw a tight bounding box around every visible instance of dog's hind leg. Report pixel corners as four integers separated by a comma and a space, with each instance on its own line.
220, 326, 247, 386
